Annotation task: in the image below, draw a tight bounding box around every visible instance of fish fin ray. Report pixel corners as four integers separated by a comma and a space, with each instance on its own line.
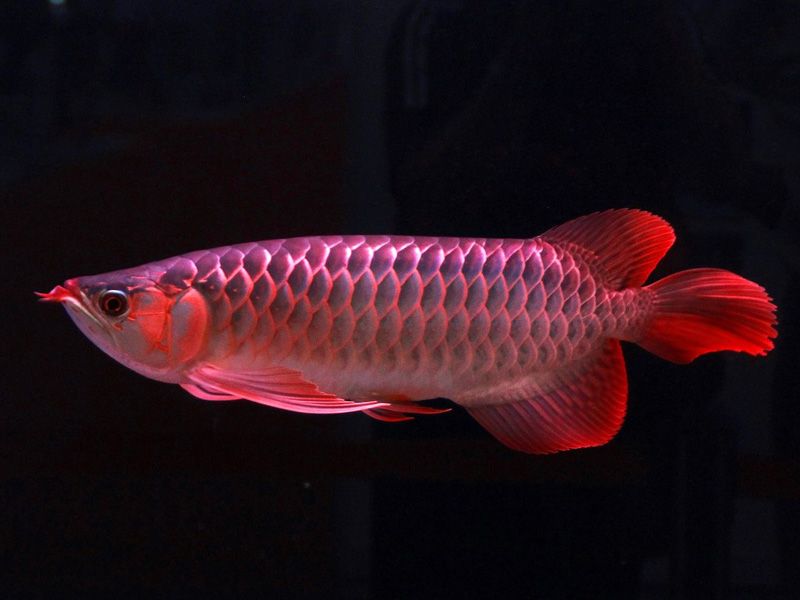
541, 209, 675, 288
363, 408, 415, 422
180, 382, 239, 401
640, 268, 777, 363
362, 399, 451, 422
465, 340, 627, 454
182, 364, 389, 415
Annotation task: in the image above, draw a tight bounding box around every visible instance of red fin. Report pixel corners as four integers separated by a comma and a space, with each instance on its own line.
640, 268, 777, 363
182, 364, 389, 415
363, 403, 450, 422
542, 209, 675, 288
360, 392, 451, 421
180, 383, 239, 401
363, 408, 414, 422
466, 340, 627, 454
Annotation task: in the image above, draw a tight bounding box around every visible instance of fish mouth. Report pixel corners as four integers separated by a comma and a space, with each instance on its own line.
36, 279, 105, 329
36, 278, 80, 303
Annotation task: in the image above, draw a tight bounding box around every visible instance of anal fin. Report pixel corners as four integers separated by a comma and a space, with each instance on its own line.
466, 340, 628, 454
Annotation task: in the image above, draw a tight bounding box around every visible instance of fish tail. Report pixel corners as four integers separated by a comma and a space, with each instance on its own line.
639, 268, 777, 363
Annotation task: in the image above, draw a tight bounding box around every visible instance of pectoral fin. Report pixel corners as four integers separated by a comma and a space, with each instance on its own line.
181, 364, 450, 420
182, 364, 389, 414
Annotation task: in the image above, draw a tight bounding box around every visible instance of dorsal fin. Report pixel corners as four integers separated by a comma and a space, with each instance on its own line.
541, 209, 675, 289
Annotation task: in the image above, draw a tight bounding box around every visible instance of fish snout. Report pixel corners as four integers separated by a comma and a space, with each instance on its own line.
36, 278, 81, 303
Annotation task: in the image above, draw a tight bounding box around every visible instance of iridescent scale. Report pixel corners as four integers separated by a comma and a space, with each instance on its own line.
152, 236, 628, 397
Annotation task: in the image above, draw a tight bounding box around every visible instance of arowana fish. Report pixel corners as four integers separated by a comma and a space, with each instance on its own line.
38, 210, 777, 453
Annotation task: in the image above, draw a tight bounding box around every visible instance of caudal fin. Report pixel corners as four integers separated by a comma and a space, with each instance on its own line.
639, 268, 777, 364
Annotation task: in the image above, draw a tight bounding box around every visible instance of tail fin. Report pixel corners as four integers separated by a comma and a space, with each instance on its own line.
639, 268, 777, 364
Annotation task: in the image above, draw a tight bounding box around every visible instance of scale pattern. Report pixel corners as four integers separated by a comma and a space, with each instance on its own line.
153, 235, 620, 397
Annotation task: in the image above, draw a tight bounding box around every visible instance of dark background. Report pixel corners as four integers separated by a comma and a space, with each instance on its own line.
2, 1, 799, 598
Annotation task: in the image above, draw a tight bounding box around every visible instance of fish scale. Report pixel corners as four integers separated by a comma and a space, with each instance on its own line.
39, 210, 777, 453
159, 235, 602, 403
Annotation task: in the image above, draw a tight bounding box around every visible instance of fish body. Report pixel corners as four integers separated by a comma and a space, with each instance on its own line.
160, 235, 622, 403
39, 210, 777, 453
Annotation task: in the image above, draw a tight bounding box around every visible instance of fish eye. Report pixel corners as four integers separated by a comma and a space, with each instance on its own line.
99, 289, 129, 317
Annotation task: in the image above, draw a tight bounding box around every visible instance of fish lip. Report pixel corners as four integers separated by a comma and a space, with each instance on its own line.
35, 278, 81, 303
36, 279, 106, 329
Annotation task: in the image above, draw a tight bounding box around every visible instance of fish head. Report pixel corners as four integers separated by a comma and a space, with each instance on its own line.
37, 270, 209, 383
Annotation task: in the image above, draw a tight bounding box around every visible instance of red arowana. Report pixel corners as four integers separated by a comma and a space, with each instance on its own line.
38, 209, 777, 453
